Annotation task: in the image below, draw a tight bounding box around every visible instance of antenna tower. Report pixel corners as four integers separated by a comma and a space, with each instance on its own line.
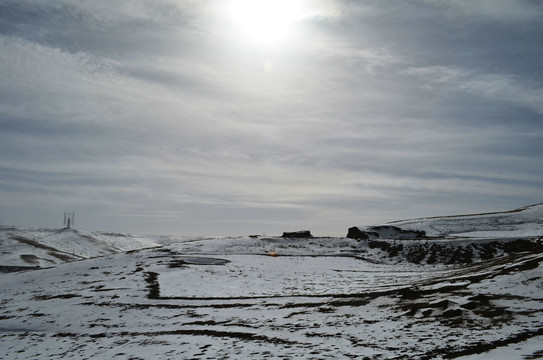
64, 212, 75, 229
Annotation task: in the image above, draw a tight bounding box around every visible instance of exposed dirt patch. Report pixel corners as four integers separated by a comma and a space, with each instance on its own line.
181, 257, 231, 265
54, 328, 304, 345
20, 254, 39, 265
46, 251, 80, 262
363, 238, 543, 265
11, 236, 58, 252
425, 327, 543, 359
34, 294, 81, 301
144, 272, 160, 299
0, 265, 39, 273
167, 260, 186, 268
524, 350, 543, 360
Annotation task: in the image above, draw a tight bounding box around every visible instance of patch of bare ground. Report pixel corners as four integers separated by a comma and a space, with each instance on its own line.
0, 265, 39, 273
82, 300, 257, 310
54, 329, 306, 345
20, 254, 39, 265
10, 235, 84, 262
419, 327, 543, 359
143, 272, 160, 299
365, 238, 543, 265
11, 236, 58, 252
524, 350, 543, 360
47, 251, 81, 262
33, 294, 80, 301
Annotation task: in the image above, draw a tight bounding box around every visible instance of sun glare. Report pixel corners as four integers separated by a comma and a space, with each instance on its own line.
227, 0, 307, 44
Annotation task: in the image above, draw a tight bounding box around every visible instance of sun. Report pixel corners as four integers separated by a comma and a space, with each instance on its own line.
226, 0, 307, 44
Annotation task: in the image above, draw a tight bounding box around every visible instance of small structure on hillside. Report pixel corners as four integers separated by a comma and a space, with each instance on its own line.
282, 230, 313, 238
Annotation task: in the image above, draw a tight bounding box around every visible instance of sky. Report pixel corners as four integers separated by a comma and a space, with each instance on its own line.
1, 0, 543, 237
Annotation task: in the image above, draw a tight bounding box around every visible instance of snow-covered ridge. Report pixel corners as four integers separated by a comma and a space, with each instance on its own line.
343, 204, 543, 265
350, 203, 543, 239
2, 203, 542, 270
0, 226, 160, 268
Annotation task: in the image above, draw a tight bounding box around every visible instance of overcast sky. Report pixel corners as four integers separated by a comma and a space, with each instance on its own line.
1, 0, 542, 236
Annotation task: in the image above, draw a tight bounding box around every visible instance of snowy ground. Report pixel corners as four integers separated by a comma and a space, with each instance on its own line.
1, 204, 543, 359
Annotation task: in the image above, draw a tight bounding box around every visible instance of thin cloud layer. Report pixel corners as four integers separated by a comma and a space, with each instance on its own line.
1, 0, 542, 235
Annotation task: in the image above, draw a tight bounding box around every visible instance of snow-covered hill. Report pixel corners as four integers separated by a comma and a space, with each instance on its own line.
2, 205, 543, 359
1, 232, 543, 359
381, 203, 543, 239
346, 204, 543, 265
0, 226, 160, 268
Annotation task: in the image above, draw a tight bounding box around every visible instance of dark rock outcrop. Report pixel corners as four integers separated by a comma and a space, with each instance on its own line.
363, 238, 543, 265
347, 225, 426, 240
282, 230, 313, 238
347, 227, 372, 240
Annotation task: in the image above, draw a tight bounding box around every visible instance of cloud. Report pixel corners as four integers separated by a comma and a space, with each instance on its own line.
1, 0, 542, 235
437, 0, 543, 22
402, 66, 543, 115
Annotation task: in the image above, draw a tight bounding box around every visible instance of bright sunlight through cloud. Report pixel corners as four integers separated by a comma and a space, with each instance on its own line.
226, 0, 308, 44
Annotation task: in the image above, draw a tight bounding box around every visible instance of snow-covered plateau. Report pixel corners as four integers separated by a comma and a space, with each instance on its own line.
1, 204, 543, 359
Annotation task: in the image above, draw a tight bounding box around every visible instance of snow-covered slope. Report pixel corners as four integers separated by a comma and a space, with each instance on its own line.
1, 233, 543, 359
350, 203, 543, 239
0, 226, 160, 268
387, 203, 543, 238
2, 205, 543, 359
346, 204, 543, 265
